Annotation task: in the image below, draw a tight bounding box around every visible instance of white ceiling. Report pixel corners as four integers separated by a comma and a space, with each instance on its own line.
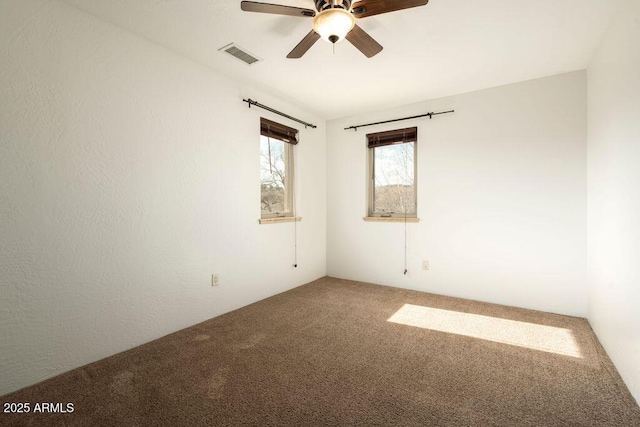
58, 0, 621, 120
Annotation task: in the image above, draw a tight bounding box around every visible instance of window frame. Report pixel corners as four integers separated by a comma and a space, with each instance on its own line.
260, 118, 297, 220
367, 127, 418, 219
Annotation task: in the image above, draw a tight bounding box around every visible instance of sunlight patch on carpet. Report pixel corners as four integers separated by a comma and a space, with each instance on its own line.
388, 304, 582, 358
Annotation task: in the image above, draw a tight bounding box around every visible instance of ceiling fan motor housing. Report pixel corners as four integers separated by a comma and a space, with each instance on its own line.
315, 0, 352, 12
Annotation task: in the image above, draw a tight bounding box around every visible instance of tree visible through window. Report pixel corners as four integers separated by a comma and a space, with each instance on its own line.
368, 127, 417, 217
260, 136, 289, 215
260, 118, 297, 218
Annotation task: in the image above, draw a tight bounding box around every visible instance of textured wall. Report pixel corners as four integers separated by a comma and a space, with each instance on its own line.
0, 0, 326, 396
587, 0, 640, 405
327, 71, 587, 317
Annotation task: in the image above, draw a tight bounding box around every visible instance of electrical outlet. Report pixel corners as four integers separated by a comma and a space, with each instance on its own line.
212, 273, 219, 286
422, 260, 429, 270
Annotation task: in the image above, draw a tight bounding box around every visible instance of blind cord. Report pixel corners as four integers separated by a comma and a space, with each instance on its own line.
294, 211, 298, 268
404, 131, 408, 275
293, 143, 298, 268
404, 209, 408, 275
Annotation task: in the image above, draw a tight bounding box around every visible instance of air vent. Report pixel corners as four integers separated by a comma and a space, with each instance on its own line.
218, 43, 262, 65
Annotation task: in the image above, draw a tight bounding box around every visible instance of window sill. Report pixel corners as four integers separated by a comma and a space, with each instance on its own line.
363, 216, 420, 223
259, 216, 302, 225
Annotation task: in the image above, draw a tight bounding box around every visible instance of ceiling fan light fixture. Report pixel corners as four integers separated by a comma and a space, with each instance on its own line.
312, 8, 355, 44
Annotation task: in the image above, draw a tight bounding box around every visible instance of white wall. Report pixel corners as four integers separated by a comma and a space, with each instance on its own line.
327, 71, 587, 316
0, 0, 326, 396
587, 0, 640, 405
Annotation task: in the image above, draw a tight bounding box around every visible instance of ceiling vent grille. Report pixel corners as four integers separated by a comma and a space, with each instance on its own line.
218, 43, 262, 65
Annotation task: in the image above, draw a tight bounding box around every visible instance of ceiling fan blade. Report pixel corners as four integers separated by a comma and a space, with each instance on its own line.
241, 1, 315, 17
351, 0, 429, 18
287, 30, 321, 58
346, 24, 383, 58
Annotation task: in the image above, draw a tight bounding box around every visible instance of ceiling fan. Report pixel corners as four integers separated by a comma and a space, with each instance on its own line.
240, 0, 429, 58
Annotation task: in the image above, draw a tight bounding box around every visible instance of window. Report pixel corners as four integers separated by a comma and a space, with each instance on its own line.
260, 117, 297, 219
367, 127, 417, 218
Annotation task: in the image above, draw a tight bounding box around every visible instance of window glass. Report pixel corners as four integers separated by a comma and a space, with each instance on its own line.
260, 135, 292, 217
373, 141, 416, 215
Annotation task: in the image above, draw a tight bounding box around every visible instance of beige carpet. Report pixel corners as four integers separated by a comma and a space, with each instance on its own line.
2, 277, 639, 426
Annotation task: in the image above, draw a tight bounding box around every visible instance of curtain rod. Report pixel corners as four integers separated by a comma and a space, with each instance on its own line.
243, 99, 317, 129
344, 110, 455, 131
